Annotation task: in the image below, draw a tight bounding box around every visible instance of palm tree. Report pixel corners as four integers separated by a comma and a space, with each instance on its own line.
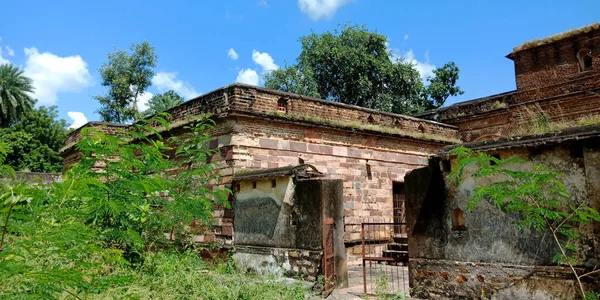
0, 64, 35, 127
143, 90, 184, 116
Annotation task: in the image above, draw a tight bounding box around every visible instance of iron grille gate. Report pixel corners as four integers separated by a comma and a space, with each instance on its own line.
362, 222, 409, 296
323, 218, 335, 297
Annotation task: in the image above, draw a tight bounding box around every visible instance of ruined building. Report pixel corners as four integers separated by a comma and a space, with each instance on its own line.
60, 23, 600, 298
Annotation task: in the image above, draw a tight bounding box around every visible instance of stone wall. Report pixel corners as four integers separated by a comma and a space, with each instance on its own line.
60, 83, 457, 268
405, 142, 600, 298
233, 246, 323, 281
226, 116, 445, 264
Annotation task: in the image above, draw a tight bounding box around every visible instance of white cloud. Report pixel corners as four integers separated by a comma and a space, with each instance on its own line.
404, 34, 409, 41
257, 0, 268, 6
137, 91, 153, 111
252, 50, 278, 73
67, 111, 88, 129
151, 72, 199, 100
236, 68, 259, 86
23, 47, 93, 106
227, 48, 239, 60
5, 46, 14, 56
298, 0, 352, 20
0, 48, 10, 65
402, 49, 436, 80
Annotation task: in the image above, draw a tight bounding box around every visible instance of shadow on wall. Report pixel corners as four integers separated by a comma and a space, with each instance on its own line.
405, 157, 449, 258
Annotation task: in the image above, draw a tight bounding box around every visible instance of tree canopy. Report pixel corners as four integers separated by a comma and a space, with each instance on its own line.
0, 64, 35, 127
0, 105, 68, 173
144, 90, 184, 116
264, 25, 463, 114
95, 41, 157, 124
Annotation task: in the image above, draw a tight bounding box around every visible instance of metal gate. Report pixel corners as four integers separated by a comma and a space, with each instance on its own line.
323, 218, 335, 297
362, 222, 409, 297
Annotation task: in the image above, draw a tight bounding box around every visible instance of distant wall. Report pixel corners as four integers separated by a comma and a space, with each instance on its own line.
405, 143, 600, 299
15, 172, 62, 184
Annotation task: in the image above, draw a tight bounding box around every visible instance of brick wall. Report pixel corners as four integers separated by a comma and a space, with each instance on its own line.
59, 84, 458, 263
417, 26, 600, 142
228, 116, 447, 264
228, 85, 457, 139
511, 31, 600, 92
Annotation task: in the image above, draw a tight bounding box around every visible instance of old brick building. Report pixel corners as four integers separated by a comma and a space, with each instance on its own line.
405, 23, 600, 299
60, 23, 600, 297
417, 23, 600, 142
61, 83, 458, 266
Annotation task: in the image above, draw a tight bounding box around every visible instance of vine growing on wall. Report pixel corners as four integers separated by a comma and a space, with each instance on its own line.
448, 146, 600, 299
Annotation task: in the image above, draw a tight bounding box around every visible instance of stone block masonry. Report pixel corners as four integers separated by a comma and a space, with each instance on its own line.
61, 83, 457, 266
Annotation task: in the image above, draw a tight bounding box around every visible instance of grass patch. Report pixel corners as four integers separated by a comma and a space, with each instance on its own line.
265, 111, 461, 144
513, 23, 600, 53
512, 104, 600, 137
83, 251, 309, 300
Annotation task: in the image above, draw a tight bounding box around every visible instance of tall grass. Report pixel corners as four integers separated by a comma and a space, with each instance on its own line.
82, 251, 309, 300
512, 104, 600, 137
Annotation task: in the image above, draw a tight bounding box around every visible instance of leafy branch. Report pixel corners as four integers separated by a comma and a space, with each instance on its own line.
448, 146, 600, 299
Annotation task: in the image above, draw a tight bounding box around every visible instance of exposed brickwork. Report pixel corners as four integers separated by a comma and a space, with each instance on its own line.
408, 258, 599, 299
417, 25, 600, 142
60, 84, 456, 264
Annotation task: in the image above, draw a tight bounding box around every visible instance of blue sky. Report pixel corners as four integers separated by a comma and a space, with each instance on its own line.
1, 0, 598, 128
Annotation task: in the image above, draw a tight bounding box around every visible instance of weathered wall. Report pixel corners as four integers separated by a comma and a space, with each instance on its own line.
296, 179, 348, 287
233, 178, 347, 284
228, 116, 443, 264
233, 176, 301, 248
405, 143, 600, 298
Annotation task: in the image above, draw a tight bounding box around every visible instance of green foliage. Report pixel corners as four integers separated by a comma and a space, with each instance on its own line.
0, 105, 68, 172
264, 63, 320, 98
95, 41, 157, 123
68, 114, 228, 259
422, 62, 464, 109
263, 24, 463, 114
449, 146, 600, 298
88, 251, 309, 299
144, 90, 184, 116
0, 64, 35, 127
0, 140, 126, 299
0, 114, 241, 298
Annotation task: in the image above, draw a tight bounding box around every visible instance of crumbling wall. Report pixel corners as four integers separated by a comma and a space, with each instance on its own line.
229, 116, 443, 265
405, 144, 600, 299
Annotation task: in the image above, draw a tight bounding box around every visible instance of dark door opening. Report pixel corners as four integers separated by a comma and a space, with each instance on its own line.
393, 182, 406, 235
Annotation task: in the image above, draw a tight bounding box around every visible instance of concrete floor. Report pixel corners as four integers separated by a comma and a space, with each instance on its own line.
315, 265, 411, 300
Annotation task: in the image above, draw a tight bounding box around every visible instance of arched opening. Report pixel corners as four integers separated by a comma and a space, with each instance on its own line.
367, 115, 375, 124
452, 207, 466, 231
577, 48, 592, 72
277, 97, 288, 113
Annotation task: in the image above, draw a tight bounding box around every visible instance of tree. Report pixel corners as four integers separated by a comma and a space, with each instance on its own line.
0, 64, 35, 127
144, 90, 184, 116
264, 63, 319, 98
263, 25, 463, 114
422, 62, 464, 110
449, 147, 600, 299
0, 105, 68, 172
95, 41, 157, 124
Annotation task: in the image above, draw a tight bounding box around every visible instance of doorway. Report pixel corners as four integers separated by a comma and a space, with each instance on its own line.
393, 182, 406, 235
